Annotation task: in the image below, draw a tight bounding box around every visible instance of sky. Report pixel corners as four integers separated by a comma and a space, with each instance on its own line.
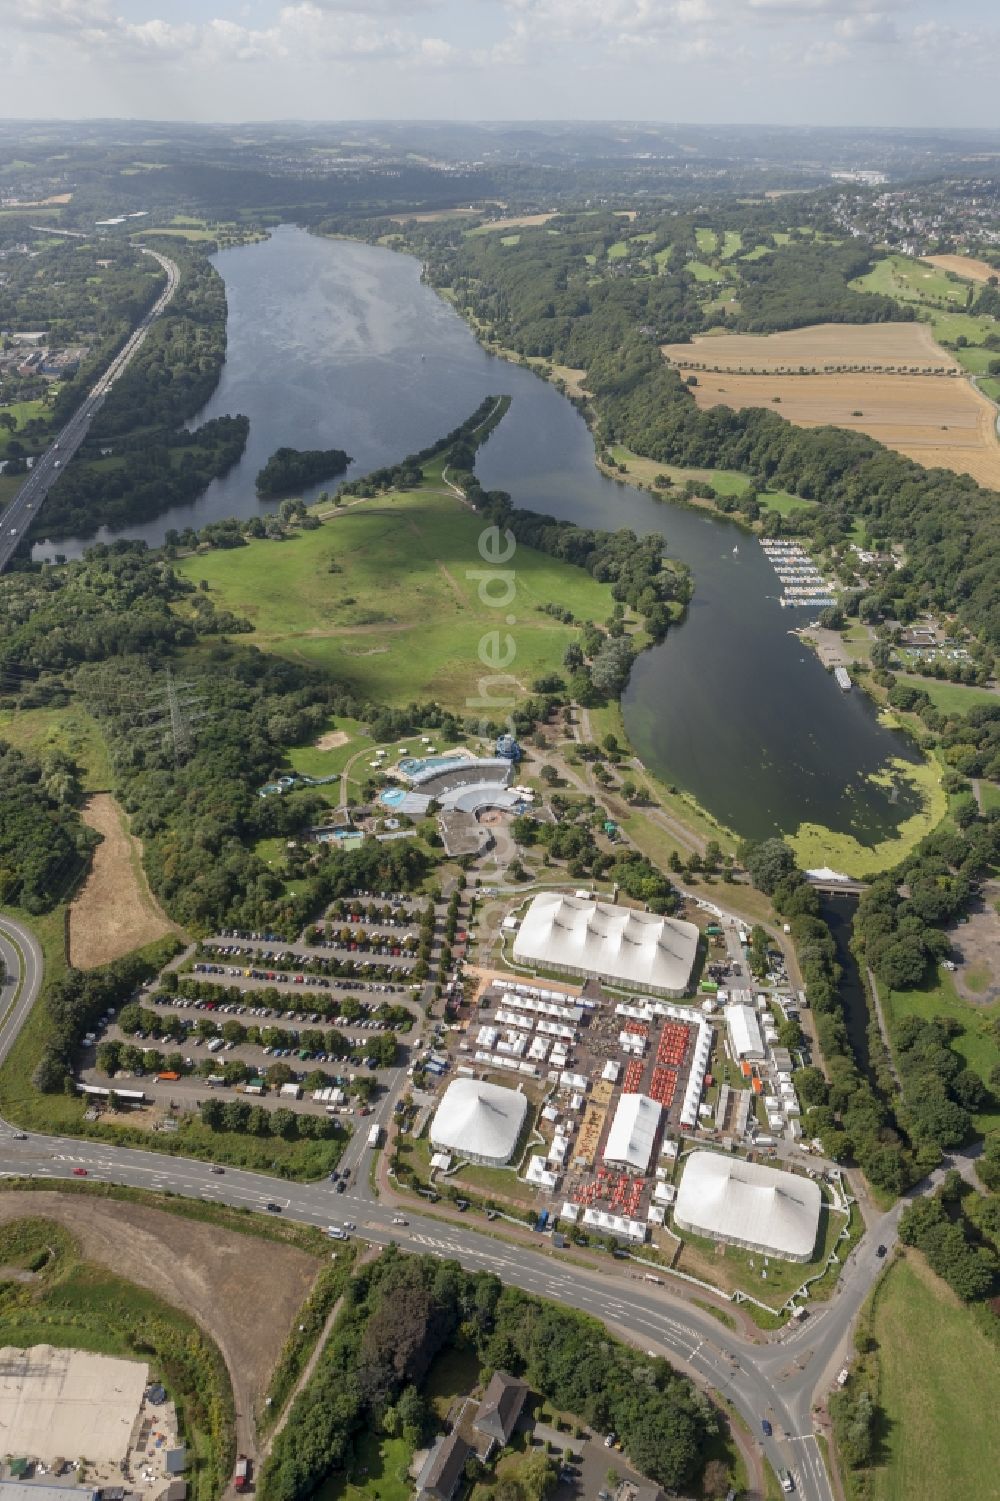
1, 0, 998, 128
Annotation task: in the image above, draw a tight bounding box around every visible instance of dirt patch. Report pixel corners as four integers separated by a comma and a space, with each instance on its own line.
950, 883, 1000, 1005
388, 207, 482, 223
662, 321, 958, 373
68, 794, 179, 969
0, 1193, 319, 1457
924, 254, 999, 285
313, 729, 350, 751
474, 213, 557, 232
672, 368, 1000, 488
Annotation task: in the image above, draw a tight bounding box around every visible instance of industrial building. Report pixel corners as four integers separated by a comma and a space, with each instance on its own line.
512, 893, 699, 998
430, 1078, 528, 1166
603, 1092, 662, 1174
673, 1151, 822, 1262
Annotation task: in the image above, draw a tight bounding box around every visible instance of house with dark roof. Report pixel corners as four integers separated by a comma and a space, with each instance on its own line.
416, 1430, 471, 1501
472, 1371, 529, 1447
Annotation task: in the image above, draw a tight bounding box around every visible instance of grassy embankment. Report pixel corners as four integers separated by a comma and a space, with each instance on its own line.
177, 468, 616, 712
603, 443, 812, 517
0, 1216, 234, 1501
836, 1251, 1000, 1501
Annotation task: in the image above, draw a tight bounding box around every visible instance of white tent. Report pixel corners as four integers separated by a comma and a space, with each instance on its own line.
513, 892, 699, 997
603, 1092, 662, 1174
674, 1151, 822, 1262
725, 1003, 765, 1060
430, 1078, 528, 1166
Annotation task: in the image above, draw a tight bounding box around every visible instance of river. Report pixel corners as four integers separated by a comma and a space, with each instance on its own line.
34, 224, 924, 848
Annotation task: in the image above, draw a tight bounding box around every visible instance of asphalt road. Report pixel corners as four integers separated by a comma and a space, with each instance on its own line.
2, 917, 972, 1501
0, 247, 179, 573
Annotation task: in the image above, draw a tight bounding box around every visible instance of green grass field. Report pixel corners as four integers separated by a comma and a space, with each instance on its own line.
866, 1253, 1000, 1501
606, 444, 810, 514
695, 227, 718, 254
0, 396, 55, 455
176, 484, 614, 710
720, 229, 742, 259
895, 675, 998, 715
741, 245, 771, 262
607, 240, 629, 260
980, 780, 1000, 813
0, 705, 112, 787
851, 254, 968, 307
881, 966, 1000, 1132
686, 260, 725, 283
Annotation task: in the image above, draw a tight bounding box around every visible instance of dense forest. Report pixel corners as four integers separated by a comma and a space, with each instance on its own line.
256, 445, 351, 498
0, 741, 95, 913
260, 1247, 716, 1501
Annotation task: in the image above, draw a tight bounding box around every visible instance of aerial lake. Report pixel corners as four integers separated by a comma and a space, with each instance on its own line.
36, 224, 925, 849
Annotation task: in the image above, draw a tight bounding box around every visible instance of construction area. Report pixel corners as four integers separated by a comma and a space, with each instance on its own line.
0, 1346, 185, 1498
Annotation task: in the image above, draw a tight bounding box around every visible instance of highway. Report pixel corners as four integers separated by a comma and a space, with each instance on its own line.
0, 917, 967, 1501
0, 247, 180, 573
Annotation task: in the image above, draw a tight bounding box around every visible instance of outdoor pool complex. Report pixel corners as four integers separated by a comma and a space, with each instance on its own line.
398, 753, 466, 777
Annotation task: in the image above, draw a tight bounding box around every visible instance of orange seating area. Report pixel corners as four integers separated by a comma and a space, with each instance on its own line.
623, 1020, 649, 1039
656, 1021, 689, 1067
650, 1065, 678, 1108
622, 1059, 645, 1093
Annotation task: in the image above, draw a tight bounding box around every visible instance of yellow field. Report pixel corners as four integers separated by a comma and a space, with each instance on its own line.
662, 322, 957, 373
924, 253, 998, 284
677, 368, 1000, 488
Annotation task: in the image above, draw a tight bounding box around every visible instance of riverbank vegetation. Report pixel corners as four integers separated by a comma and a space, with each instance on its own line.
382, 207, 998, 658
24, 240, 249, 538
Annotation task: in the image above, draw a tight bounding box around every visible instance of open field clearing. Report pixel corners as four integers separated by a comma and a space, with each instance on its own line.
662, 322, 958, 373
177, 486, 613, 709
388, 206, 480, 223
881, 963, 1000, 1131
0, 706, 110, 788
851, 254, 968, 306
674, 368, 1000, 487
0, 1195, 319, 1458
68, 793, 178, 968
466, 212, 557, 234
924, 253, 999, 284
867, 1252, 1000, 1501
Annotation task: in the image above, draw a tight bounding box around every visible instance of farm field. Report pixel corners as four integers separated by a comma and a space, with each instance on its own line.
662, 322, 958, 373
923, 253, 999, 284
67, 793, 179, 969
673, 368, 1000, 488
176, 484, 614, 709
866, 1252, 1000, 1501
466, 212, 557, 234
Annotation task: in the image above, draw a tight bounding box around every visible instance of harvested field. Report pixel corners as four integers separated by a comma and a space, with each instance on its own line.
0, 1193, 319, 1455
662, 322, 958, 373
467, 212, 557, 234
674, 369, 1000, 489
69, 794, 178, 968
924, 254, 999, 285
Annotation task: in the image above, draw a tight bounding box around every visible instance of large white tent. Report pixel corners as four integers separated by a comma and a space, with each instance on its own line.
513, 893, 699, 997
674, 1151, 822, 1262
430, 1078, 528, 1166
603, 1092, 662, 1174
725, 1002, 765, 1060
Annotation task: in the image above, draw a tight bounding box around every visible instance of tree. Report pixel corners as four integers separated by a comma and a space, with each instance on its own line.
741, 838, 798, 895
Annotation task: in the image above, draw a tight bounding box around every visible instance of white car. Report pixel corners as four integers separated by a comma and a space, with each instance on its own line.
392, 1215, 407, 1226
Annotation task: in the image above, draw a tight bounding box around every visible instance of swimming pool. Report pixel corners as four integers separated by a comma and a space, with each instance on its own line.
398, 753, 464, 778
380, 787, 407, 807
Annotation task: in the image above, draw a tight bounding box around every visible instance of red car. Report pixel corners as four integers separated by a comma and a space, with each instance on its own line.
72, 1167, 89, 1177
